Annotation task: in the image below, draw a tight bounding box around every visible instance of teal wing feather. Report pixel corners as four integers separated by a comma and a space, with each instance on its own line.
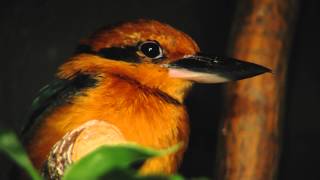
21, 74, 98, 140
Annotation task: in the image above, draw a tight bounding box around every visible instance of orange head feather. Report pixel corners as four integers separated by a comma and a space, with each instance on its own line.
58, 19, 201, 103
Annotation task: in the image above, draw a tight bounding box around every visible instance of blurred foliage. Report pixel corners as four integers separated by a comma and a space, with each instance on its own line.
0, 130, 41, 180
0, 130, 208, 180
63, 144, 183, 180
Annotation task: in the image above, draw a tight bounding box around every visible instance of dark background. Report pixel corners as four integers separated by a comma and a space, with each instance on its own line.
0, 0, 319, 179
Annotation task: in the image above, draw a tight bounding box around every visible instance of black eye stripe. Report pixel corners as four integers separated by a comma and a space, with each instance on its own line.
75, 44, 141, 63
97, 46, 140, 62
74, 41, 165, 63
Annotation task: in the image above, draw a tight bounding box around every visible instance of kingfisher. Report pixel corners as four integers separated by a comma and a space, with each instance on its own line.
21, 19, 270, 177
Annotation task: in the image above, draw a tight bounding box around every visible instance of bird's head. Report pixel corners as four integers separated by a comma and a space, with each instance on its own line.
58, 19, 270, 103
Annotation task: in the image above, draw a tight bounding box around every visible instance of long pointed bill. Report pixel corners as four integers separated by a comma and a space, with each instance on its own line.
166, 53, 271, 83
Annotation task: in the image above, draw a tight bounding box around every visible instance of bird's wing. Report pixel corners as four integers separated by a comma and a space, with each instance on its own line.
21, 73, 98, 140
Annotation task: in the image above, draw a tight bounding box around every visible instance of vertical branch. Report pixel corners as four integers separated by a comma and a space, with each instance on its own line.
217, 0, 298, 180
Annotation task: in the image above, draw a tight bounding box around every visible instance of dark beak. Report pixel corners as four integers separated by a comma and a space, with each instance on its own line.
166, 53, 271, 83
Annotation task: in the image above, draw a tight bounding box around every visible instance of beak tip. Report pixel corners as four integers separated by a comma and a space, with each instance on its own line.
257, 65, 272, 75
228, 63, 272, 81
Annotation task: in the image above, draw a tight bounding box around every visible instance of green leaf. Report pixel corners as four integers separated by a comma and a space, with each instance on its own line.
63, 143, 182, 180
98, 168, 184, 180
0, 130, 42, 180
138, 174, 184, 180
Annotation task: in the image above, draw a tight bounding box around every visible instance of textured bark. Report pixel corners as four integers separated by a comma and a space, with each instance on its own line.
217, 0, 298, 180
42, 120, 125, 180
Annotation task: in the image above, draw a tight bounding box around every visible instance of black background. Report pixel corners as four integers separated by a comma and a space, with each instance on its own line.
0, 0, 319, 179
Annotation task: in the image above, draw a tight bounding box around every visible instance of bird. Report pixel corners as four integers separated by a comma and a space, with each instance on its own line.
21, 19, 270, 177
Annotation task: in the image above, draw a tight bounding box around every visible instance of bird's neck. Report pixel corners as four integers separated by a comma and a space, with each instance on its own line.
109, 73, 191, 105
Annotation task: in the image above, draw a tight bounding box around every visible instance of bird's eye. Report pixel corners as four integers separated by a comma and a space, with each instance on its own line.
138, 41, 163, 59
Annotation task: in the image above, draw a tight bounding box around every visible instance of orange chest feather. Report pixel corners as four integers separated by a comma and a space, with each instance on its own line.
27, 76, 190, 171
